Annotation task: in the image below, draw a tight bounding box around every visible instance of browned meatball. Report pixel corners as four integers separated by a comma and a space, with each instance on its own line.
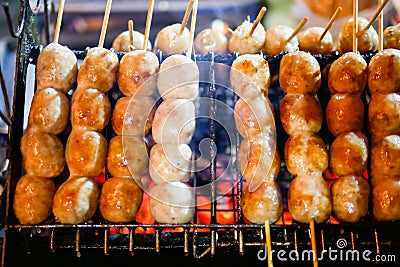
383, 23, 400, 50
326, 93, 365, 137
372, 177, 400, 222
264, 25, 299, 55
28, 87, 69, 135
279, 51, 321, 94
297, 26, 334, 55
280, 93, 323, 135
53, 176, 100, 224
242, 179, 283, 224
107, 135, 149, 178
328, 52, 368, 95
368, 48, 400, 95
71, 87, 111, 132
111, 96, 155, 136
284, 133, 328, 176
331, 175, 370, 222
65, 129, 108, 177
77, 47, 119, 92
21, 127, 65, 178
370, 135, 400, 179
288, 172, 332, 224
99, 177, 143, 223
36, 43, 77, 93
13, 174, 56, 225
368, 92, 400, 137
329, 131, 368, 177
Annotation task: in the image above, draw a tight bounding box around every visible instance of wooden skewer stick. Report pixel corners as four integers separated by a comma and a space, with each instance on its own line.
287, 16, 309, 44
98, 0, 113, 48
143, 0, 155, 51
319, 6, 342, 41
248, 7, 267, 37
53, 0, 65, 44
310, 219, 318, 267
179, 0, 194, 35
353, 0, 359, 53
128, 20, 134, 52
187, 0, 198, 59
264, 219, 274, 267
378, 0, 384, 51
357, 0, 389, 37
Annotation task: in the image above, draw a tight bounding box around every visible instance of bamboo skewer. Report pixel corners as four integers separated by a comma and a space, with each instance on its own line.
264, 219, 273, 267
353, 0, 359, 53
179, 0, 194, 35
98, 0, 113, 48
128, 20, 134, 52
357, 0, 389, 37
187, 0, 198, 59
143, 0, 155, 51
319, 6, 342, 41
248, 7, 267, 37
378, 0, 384, 51
53, 0, 65, 44
287, 16, 309, 44
310, 219, 318, 267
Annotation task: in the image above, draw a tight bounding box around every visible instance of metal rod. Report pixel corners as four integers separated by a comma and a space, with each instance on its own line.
31, 0, 43, 15
43, 0, 51, 44
209, 51, 217, 224
2, 1, 26, 38
0, 63, 11, 120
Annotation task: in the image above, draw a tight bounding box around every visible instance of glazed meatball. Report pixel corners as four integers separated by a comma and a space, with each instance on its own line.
383, 23, 400, 50
370, 135, 400, 178
297, 26, 334, 55
372, 177, 400, 222
368, 92, 400, 137
264, 25, 299, 55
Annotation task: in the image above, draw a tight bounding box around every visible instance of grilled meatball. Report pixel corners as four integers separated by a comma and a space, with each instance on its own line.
149, 143, 192, 184
28, 87, 69, 135
71, 87, 111, 132
329, 131, 368, 177
331, 175, 370, 223
338, 17, 378, 54
149, 181, 195, 223
107, 135, 149, 178
152, 98, 195, 144
284, 133, 328, 176
370, 135, 400, 179
112, 30, 152, 52
157, 54, 199, 100
194, 28, 228, 54
368, 92, 400, 137
153, 23, 190, 54
383, 23, 400, 50
77, 47, 119, 92
36, 42, 77, 93
117, 50, 159, 96
99, 177, 143, 223
280, 93, 323, 135
367, 48, 400, 95
242, 179, 283, 224
264, 25, 299, 55
65, 129, 108, 178
53, 176, 100, 224
328, 52, 368, 95
111, 96, 155, 136
372, 177, 400, 221
297, 26, 334, 55
288, 172, 332, 224
279, 51, 322, 94
228, 20, 266, 54
13, 174, 56, 225
21, 127, 65, 178
326, 93, 365, 137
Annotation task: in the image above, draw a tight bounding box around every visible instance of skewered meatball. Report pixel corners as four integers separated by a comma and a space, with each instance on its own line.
111, 96, 155, 136
329, 131, 368, 177
107, 135, 149, 178
326, 93, 365, 137
280, 93, 323, 135
279, 51, 321, 94
77, 47, 119, 92
157, 54, 199, 100
153, 23, 190, 54
264, 25, 299, 55
117, 50, 159, 96
328, 52, 368, 95
242, 179, 283, 224
13, 174, 56, 225
372, 177, 400, 221
297, 26, 334, 55
368, 92, 400, 137
194, 28, 228, 54
36, 42, 77, 93
368, 48, 400, 95
71, 87, 111, 132
383, 23, 400, 49
284, 133, 328, 176
331, 175, 370, 222
370, 135, 400, 179
228, 20, 266, 54
21, 127, 65, 178
112, 30, 152, 52
28, 87, 69, 135
53, 176, 100, 224
65, 129, 108, 177
99, 177, 143, 223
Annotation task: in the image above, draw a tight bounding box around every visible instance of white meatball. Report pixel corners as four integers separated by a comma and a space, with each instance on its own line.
112, 30, 152, 52
228, 20, 266, 54
153, 23, 190, 54
264, 25, 299, 55
194, 28, 228, 54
